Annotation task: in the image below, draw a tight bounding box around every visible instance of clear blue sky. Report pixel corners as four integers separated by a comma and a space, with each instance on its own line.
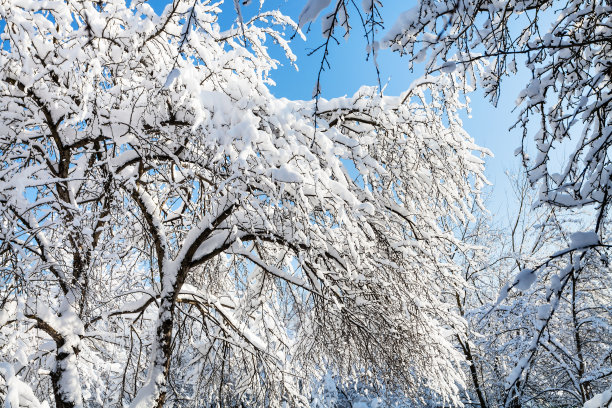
155, 1, 529, 216
201, 0, 527, 217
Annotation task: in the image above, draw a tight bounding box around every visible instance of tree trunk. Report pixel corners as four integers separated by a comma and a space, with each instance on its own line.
572, 274, 593, 403
153, 295, 175, 408
131, 294, 176, 408
464, 341, 488, 408
50, 343, 83, 408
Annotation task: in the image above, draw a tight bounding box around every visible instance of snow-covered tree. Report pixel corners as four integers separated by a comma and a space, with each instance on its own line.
452, 172, 612, 407
300, 1, 611, 405
0, 1, 489, 407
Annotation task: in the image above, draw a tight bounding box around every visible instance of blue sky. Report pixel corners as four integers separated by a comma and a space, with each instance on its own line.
203, 0, 527, 217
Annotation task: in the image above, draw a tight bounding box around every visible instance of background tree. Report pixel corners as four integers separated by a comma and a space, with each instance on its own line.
453, 171, 612, 408
299, 1, 611, 405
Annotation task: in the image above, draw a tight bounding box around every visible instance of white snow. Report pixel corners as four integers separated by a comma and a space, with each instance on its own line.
514, 268, 537, 292
440, 61, 456, 73
570, 231, 600, 249
299, 0, 332, 27
584, 388, 612, 408
163, 68, 181, 89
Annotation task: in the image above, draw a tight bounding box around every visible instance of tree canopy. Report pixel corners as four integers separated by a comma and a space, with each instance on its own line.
0, 1, 489, 407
